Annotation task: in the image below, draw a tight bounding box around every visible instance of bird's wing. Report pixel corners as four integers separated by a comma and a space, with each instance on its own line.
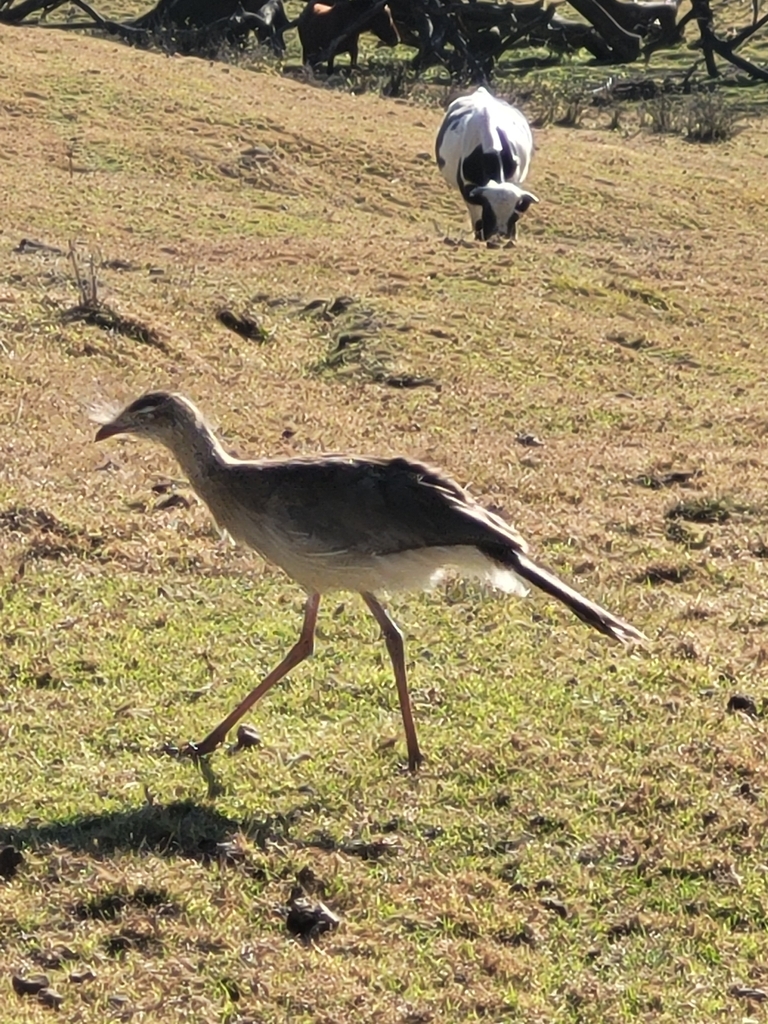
224, 456, 529, 558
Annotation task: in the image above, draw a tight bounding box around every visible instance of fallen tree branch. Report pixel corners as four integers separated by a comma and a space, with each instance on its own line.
566, 0, 642, 61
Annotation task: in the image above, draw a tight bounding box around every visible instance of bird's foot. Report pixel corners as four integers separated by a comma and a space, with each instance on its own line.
230, 724, 261, 752
162, 739, 218, 760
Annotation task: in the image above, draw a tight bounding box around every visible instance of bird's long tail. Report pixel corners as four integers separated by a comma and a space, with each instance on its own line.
480, 543, 646, 644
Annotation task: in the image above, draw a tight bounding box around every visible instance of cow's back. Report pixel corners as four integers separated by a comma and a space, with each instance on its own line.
436, 89, 532, 190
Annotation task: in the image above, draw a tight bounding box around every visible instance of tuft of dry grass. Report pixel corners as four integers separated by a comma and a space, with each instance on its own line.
1, 19, 768, 1024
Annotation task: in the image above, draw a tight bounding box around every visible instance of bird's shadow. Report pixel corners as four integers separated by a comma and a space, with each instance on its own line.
0, 799, 293, 864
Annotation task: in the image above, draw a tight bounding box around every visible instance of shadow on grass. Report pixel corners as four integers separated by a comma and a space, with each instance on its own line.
0, 800, 292, 862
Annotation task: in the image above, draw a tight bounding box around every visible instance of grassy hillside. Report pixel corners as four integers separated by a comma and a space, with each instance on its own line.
1, 21, 768, 1023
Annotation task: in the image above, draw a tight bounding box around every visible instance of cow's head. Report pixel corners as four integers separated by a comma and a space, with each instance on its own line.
467, 182, 539, 241
370, 2, 400, 47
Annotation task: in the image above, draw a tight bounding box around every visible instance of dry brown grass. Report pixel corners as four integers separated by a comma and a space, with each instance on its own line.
2, 21, 768, 1024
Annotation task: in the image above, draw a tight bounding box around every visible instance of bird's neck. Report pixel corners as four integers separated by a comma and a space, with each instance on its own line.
167, 416, 234, 496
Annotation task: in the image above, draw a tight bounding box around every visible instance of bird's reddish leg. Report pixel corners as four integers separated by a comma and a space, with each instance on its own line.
183, 593, 321, 757
362, 592, 423, 772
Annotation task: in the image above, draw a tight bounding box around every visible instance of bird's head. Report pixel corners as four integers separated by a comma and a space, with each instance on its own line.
93, 391, 197, 446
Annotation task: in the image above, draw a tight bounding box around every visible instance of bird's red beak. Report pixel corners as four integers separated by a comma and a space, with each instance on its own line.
94, 424, 123, 441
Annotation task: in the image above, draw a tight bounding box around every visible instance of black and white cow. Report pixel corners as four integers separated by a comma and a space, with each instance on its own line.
435, 87, 538, 242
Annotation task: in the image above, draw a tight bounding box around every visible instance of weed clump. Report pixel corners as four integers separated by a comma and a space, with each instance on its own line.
685, 92, 739, 143
641, 92, 684, 135
666, 497, 731, 524
62, 244, 169, 352
641, 90, 738, 142
529, 80, 589, 127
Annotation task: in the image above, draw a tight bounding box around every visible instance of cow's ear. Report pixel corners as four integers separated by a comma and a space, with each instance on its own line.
516, 191, 539, 213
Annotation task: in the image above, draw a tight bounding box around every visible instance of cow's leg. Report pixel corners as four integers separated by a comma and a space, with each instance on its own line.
465, 202, 483, 240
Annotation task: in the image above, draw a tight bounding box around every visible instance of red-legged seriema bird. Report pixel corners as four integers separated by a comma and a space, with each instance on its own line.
94, 392, 645, 770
